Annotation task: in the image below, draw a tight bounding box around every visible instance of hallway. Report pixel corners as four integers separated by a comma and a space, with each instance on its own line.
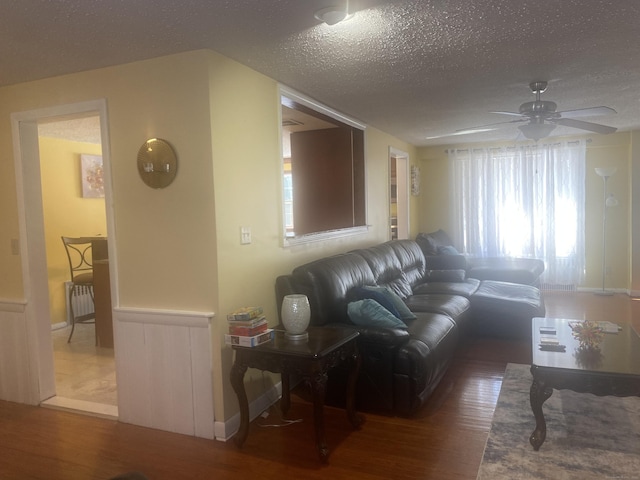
44, 323, 117, 418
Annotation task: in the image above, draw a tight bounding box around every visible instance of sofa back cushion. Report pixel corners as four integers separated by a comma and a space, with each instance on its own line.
416, 230, 455, 256
287, 240, 428, 326
350, 242, 413, 298
291, 252, 376, 326
351, 240, 427, 298
385, 240, 427, 289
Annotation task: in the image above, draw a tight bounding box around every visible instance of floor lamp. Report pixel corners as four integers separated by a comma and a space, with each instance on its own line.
594, 167, 618, 295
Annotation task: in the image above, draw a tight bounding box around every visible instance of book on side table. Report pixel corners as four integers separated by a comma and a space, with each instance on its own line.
225, 306, 273, 347
225, 329, 274, 347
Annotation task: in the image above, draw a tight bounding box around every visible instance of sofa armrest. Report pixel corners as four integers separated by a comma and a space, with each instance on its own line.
355, 325, 411, 346
424, 254, 467, 271
325, 322, 410, 347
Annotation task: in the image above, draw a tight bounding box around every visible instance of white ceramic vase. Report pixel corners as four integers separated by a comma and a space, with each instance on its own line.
281, 294, 311, 339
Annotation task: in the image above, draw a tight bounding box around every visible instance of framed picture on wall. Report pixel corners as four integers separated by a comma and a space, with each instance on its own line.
81, 154, 104, 198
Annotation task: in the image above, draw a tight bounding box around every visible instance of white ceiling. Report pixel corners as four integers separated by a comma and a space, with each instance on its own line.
9, 0, 640, 147
38, 116, 102, 145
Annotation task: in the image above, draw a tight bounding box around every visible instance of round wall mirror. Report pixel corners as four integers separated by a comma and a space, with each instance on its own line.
137, 138, 178, 188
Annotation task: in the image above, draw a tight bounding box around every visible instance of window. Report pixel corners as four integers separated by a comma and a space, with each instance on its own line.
448, 140, 586, 285
283, 161, 293, 232
280, 88, 366, 243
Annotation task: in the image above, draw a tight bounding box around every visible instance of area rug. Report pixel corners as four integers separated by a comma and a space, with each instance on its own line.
477, 363, 640, 479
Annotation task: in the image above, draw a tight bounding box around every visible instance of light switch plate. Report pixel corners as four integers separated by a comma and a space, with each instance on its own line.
240, 227, 251, 245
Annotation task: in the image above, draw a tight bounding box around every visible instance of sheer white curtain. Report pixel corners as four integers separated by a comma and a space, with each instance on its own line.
448, 140, 586, 286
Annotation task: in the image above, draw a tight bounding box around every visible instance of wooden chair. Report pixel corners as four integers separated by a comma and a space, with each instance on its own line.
61, 236, 96, 343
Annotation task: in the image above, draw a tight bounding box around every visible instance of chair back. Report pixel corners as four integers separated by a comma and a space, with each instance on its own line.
61, 236, 95, 282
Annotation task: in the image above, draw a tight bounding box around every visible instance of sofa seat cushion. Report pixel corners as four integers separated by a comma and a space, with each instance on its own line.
469, 280, 546, 340
404, 293, 471, 320
466, 257, 545, 285
413, 278, 480, 297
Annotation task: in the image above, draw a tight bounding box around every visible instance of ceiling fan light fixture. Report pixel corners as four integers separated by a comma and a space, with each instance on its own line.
518, 122, 556, 141
314, 6, 350, 25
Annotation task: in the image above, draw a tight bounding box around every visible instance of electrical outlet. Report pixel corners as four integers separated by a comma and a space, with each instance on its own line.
10, 238, 19, 255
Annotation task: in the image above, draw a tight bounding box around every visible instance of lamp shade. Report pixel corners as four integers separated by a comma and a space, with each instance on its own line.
595, 167, 617, 178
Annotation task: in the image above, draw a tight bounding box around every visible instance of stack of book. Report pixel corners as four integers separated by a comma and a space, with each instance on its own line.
224, 306, 274, 347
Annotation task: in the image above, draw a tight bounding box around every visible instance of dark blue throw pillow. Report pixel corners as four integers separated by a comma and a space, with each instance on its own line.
350, 286, 401, 319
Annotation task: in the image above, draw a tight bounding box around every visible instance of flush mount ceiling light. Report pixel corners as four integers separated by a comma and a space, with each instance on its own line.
518, 122, 557, 142
314, 6, 349, 25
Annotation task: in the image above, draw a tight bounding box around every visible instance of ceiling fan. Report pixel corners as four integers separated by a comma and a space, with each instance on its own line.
445, 81, 618, 141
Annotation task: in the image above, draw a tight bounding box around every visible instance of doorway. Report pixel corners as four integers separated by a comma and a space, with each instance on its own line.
12, 100, 117, 418
389, 147, 410, 240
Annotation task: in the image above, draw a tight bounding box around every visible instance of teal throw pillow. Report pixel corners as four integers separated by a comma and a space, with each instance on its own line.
361, 286, 417, 321
347, 299, 407, 329
350, 286, 401, 318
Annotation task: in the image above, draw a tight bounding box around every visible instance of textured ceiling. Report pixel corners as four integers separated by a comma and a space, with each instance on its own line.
7, 0, 640, 146
38, 116, 102, 145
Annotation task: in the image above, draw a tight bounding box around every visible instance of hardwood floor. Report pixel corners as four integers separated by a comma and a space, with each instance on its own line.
1, 292, 636, 479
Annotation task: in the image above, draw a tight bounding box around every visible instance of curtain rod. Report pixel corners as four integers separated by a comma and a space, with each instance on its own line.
444, 138, 591, 154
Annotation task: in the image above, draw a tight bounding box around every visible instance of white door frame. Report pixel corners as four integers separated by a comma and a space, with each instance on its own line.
389, 147, 410, 240
11, 99, 117, 404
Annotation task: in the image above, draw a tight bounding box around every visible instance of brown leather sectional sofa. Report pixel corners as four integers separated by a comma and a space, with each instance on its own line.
275, 238, 545, 416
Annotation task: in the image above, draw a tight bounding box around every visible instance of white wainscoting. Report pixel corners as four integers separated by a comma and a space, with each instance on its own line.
114, 307, 215, 439
0, 299, 34, 404
214, 381, 282, 442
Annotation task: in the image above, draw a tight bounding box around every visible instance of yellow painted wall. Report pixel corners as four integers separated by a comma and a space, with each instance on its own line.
1, 49, 419, 423
204, 50, 418, 419
417, 132, 635, 290
584, 133, 630, 290
0, 132, 22, 299
39, 136, 105, 325
630, 131, 640, 294
0, 51, 217, 311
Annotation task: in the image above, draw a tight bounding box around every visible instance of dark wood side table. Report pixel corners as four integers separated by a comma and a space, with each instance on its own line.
91, 237, 113, 348
93, 259, 113, 348
229, 326, 363, 462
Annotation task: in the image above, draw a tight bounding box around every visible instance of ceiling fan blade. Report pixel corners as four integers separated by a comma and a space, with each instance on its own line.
427, 120, 529, 139
455, 118, 528, 133
553, 117, 617, 134
556, 106, 617, 118
489, 111, 526, 117
425, 127, 498, 140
